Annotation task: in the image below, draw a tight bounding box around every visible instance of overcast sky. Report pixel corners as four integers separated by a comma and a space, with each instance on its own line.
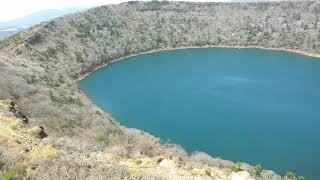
0, 0, 231, 21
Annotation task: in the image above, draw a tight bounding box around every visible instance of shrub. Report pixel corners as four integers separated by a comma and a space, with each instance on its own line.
205, 168, 211, 176
58, 120, 74, 132
26, 75, 37, 84
27, 33, 42, 45
33, 47, 57, 61
56, 40, 67, 52
2, 164, 26, 180
253, 164, 263, 177
63, 96, 83, 106
0, 161, 4, 169
232, 163, 242, 172
95, 135, 107, 143
135, 160, 143, 165
0, 152, 4, 169
58, 74, 65, 84
49, 90, 60, 102
46, 47, 58, 59
286, 171, 296, 179
51, 80, 60, 88
75, 51, 84, 63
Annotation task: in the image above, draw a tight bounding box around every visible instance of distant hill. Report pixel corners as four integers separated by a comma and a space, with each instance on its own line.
0, 7, 89, 39
0, 7, 89, 29
0, 28, 22, 39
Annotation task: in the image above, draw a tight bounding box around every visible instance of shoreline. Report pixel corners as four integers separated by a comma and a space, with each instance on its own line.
76, 45, 320, 82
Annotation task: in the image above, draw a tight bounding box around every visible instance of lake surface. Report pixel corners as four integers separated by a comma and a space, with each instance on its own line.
80, 48, 320, 179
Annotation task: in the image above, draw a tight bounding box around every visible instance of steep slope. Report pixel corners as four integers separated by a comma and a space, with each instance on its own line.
0, 99, 253, 179
0, 1, 318, 179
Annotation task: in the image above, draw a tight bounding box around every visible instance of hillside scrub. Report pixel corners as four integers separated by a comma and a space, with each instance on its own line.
0, 1, 319, 179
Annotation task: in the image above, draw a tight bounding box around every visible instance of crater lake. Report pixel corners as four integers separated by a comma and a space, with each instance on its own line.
80, 48, 320, 179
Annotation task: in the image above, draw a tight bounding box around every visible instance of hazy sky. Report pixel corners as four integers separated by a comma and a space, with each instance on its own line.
0, 0, 230, 21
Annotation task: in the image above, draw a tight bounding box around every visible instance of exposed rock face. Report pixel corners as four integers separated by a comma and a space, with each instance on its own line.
0, 1, 317, 179
28, 126, 48, 139
8, 100, 28, 123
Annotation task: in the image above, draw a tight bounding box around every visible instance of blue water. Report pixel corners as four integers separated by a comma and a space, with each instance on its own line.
80, 48, 320, 179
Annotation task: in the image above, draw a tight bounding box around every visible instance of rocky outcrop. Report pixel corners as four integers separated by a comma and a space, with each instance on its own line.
8, 100, 28, 124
